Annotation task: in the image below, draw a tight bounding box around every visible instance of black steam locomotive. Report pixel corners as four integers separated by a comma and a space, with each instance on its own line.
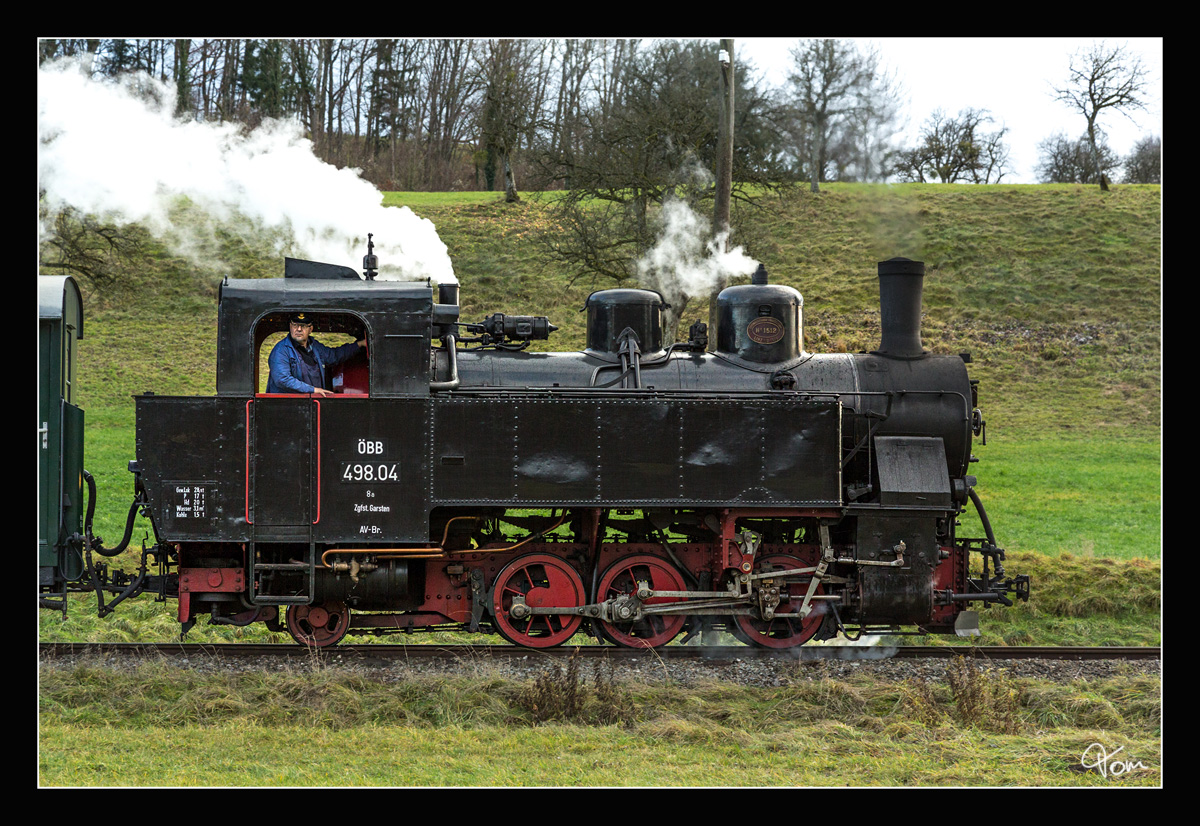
39, 249, 1028, 649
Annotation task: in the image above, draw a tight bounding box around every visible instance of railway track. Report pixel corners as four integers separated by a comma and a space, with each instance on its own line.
38, 642, 1161, 662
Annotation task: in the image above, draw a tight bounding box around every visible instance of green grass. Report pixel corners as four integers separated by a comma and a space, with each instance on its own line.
38, 720, 1161, 786
381, 191, 515, 208
960, 436, 1160, 559
38, 657, 1160, 786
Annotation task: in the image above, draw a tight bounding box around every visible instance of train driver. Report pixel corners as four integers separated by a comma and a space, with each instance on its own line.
266, 312, 365, 397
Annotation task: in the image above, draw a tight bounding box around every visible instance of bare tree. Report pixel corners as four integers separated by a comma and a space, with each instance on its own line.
1052, 41, 1151, 191
785, 39, 902, 191
531, 40, 782, 343
545, 39, 600, 186
422, 40, 483, 190
1035, 131, 1119, 184
475, 40, 546, 201
39, 205, 147, 294
895, 108, 1010, 184
1122, 135, 1162, 184
38, 39, 101, 67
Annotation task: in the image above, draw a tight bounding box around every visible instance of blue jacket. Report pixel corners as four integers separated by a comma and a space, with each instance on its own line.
266, 335, 361, 394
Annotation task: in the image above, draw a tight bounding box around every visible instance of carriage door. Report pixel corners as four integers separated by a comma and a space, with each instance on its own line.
249, 397, 317, 529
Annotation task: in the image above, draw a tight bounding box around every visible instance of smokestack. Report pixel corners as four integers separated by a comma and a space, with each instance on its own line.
874, 257, 927, 359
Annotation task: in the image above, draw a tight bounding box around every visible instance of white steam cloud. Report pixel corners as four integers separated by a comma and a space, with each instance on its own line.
37, 58, 455, 283
636, 199, 758, 301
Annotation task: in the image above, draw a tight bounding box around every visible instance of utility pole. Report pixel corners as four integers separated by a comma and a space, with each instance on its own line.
708, 38, 734, 347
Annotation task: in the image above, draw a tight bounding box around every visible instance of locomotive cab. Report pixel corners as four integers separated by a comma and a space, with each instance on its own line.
214, 260, 435, 398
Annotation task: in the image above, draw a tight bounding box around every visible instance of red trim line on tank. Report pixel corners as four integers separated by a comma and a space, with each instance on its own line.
312, 398, 321, 525
245, 399, 252, 525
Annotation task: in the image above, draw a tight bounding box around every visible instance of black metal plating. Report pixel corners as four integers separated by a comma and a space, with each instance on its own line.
119, 252, 1014, 641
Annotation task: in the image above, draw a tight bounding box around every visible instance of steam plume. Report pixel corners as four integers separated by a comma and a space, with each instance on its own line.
636, 198, 758, 301
37, 58, 455, 283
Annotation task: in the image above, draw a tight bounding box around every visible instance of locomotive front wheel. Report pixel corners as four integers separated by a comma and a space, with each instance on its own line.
733, 554, 825, 649
596, 554, 688, 649
286, 601, 351, 647
491, 553, 586, 648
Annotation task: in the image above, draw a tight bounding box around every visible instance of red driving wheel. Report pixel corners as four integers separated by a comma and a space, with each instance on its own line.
596, 554, 688, 648
491, 553, 586, 648
733, 554, 826, 649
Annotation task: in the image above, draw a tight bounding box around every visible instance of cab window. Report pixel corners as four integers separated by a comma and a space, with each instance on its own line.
253, 311, 369, 395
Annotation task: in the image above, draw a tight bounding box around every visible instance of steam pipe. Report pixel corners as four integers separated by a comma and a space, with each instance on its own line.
968, 487, 998, 548
430, 333, 460, 390
78, 468, 146, 619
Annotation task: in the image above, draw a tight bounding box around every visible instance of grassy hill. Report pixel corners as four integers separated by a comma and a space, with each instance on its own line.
76, 184, 1162, 420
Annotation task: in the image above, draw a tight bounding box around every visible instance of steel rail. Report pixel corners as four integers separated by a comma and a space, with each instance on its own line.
38, 642, 1161, 662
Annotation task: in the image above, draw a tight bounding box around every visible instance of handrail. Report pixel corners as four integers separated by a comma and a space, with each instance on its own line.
245, 399, 252, 525
312, 398, 321, 525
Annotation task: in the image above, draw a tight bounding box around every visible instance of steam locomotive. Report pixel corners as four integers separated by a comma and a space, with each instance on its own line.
39, 247, 1028, 649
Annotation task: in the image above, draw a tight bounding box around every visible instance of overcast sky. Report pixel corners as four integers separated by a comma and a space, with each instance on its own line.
736, 37, 1163, 184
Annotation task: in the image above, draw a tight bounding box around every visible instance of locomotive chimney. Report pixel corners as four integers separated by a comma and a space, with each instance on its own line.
874, 257, 928, 359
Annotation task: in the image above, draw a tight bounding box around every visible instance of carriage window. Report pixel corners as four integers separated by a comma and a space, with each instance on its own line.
254, 311, 370, 396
